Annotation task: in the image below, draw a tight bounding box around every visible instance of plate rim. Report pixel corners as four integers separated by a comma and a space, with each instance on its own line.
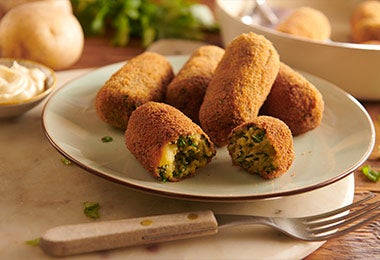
41, 56, 375, 202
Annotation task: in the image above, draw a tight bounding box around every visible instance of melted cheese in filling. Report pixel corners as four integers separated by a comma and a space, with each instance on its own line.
157, 134, 214, 181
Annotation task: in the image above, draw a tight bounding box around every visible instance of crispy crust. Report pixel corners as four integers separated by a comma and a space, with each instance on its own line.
125, 101, 215, 179
276, 7, 331, 41
228, 116, 295, 179
165, 45, 225, 123
260, 62, 324, 136
199, 32, 280, 147
95, 52, 174, 129
351, 0, 380, 43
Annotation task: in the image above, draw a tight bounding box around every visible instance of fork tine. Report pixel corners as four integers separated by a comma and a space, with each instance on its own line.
308, 210, 380, 241
303, 191, 375, 222
307, 201, 380, 229
308, 201, 380, 235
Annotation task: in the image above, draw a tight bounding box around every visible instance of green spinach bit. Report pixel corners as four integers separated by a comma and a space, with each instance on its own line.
361, 165, 380, 182
101, 136, 113, 142
158, 165, 169, 182
83, 201, 101, 219
251, 128, 266, 143
61, 157, 72, 166
25, 238, 40, 246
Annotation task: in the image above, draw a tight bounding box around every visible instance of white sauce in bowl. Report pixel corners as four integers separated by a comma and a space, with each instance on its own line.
0, 61, 47, 103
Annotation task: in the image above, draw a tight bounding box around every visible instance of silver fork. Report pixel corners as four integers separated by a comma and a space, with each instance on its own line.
216, 191, 380, 241
40, 192, 380, 256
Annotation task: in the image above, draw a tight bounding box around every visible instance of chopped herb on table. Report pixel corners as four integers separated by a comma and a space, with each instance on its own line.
101, 136, 113, 143
70, 0, 218, 47
361, 165, 380, 182
25, 238, 40, 246
61, 157, 72, 166
83, 201, 100, 219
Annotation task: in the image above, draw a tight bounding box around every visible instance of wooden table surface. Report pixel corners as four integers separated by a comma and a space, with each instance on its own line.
66, 3, 380, 258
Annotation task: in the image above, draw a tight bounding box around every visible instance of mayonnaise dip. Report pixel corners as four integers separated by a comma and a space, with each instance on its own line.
0, 61, 47, 103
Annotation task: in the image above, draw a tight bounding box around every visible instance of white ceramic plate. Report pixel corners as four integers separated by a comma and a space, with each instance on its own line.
42, 55, 374, 202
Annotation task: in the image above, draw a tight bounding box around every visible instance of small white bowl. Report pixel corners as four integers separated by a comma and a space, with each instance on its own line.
0, 58, 56, 118
216, 0, 380, 100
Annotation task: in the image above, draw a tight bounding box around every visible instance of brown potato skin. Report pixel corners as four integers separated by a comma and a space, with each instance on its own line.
276, 7, 331, 41
260, 62, 324, 136
165, 45, 225, 123
95, 52, 174, 129
199, 32, 280, 147
228, 116, 295, 179
125, 102, 215, 180
351, 0, 380, 43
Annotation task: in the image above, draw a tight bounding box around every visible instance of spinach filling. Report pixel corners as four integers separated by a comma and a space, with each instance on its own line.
158, 134, 214, 181
228, 126, 278, 175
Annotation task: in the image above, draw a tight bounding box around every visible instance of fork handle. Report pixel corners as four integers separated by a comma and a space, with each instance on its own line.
39, 210, 218, 256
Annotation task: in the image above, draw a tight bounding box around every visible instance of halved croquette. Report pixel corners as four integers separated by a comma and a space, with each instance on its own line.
125, 102, 216, 182
227, 116, 295, 179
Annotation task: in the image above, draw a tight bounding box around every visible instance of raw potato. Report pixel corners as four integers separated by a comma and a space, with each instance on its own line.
0, 0, 71, 18
0, 0, 83, 70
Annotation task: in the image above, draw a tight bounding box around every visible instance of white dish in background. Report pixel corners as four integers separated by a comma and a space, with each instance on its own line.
42, 55, 374, 202
216, 0, 380, 100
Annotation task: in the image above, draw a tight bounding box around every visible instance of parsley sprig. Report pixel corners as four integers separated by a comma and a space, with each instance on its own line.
70, 0, 217, 47
83, 201, 101, 219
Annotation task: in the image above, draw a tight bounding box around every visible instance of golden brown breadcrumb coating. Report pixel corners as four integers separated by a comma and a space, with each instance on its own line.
351, 0, 380, 43
227, 116, 295, 179
360, 40, 380, 44
95, 52, 174, 129
165, 45, 225, 123
276, 7, 331, 41
260, 62, 324, 136
199, 32, 280, 147
125, 102, 216, 182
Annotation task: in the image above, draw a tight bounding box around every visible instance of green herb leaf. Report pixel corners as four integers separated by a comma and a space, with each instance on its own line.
61, 157, 72, 166
251, 129, 266, 143
101, 136, 113, 143
361, 165, 380, 182
83, 202, 100, 219
25, 238, 40, 246
70, 0, 218, 47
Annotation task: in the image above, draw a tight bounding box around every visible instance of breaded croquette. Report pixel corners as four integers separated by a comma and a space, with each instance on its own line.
351, 0, 380, 43
95, 52, 174, 129
125, 102, 216, 182
199, 32, 280, 147
360, 40, 380, 44
276, 7, 331, 41
260, 62, 324, 136
227, 116, 295, 179
165, 45, 225, 123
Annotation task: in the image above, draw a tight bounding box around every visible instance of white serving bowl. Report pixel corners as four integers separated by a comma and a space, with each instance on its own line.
0, 58, 56, 118
216, 0, 380, 100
